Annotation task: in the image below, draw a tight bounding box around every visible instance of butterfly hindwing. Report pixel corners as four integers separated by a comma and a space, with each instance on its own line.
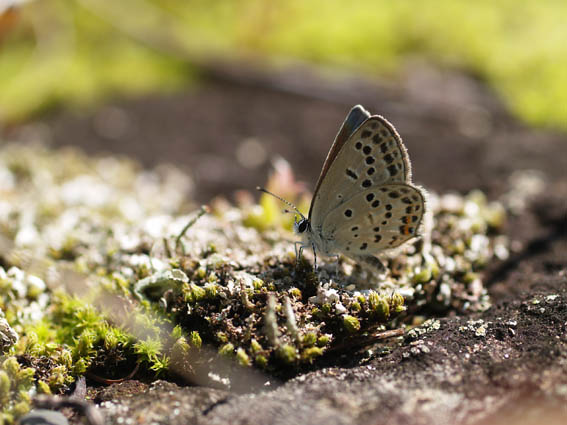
309, 115, 412, 230
320, 183, 425, 255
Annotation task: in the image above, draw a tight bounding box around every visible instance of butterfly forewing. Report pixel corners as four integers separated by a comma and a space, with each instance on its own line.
309, 105, 370, 218
309, 115, 412, 231
321, 183, 425, 255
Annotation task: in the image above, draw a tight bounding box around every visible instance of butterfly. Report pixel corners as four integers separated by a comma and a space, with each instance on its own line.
259, 105, 426, 273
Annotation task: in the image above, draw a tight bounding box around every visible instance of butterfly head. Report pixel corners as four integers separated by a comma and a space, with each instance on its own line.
293, 216, 311, 235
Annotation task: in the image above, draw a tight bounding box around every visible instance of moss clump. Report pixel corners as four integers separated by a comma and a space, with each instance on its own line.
190, 331, 202, 349
255, 355, 268, 368
301, 332, 317, 347
288, 287, 302, 299
276, 344, 298, 364
317, 335, 331, 347
343, 315, 361, 333
219, 343, 235, 357
301, 347, 324, 363
0, 357, 35, 423
350, 301, 362, 312
0, 142, 513, 410
250, 339, 263, 354
412, 266, 433, 284
236, 348, 251, 367
390, 293, 405, 314
183, 283, 207, 304
368, 292, 390, 321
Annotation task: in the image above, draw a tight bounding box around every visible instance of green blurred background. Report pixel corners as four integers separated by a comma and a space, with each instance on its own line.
0, 0, 566, 130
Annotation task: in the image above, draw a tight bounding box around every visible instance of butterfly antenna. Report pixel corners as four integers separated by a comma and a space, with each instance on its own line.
256, 186, 306, 220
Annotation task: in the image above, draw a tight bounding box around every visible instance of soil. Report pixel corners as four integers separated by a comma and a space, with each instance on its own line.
5, 62, 567, 424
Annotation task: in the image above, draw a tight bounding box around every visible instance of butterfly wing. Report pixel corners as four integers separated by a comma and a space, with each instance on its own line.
309, 113, 412, 231
321, 183, 425, 255
309, 105, 370, 218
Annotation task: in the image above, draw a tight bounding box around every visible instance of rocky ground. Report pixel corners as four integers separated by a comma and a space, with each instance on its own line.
6, 62, 567, 425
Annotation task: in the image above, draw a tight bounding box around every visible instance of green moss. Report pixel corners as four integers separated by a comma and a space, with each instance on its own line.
288, 287, 302, 299
150, 355, 171, 376
412, 266, 433, 284
250, 339, 263, 354
47, 365, 71, 390
0, 357, 35, 422
302, 332, 317, 347
236, 348, 251, 366
216, 332, 228, 344
183, 283, 207, 303
317, 335, 331, 347
12, 401, 30, 418
204, 283, 219, 299
3, 358, 20, 378
343, 315, 361, 333
276, 344, 297, 364
350, 301, 362, 312
368, 292, 390, 320
0, 371, 10, 401
311, 307, 322, 319
219, 343, 235, 357
72, 358, 88, 375
255, 354, 268, 368
0, 132, 511, 407
301, 346, 324, 363
171, 336, 190, 356
134, 338, 163, 365
253, 278, 264, 290
196, 267, 207, 280
390, 293, 405, 314
190, 331, 202, 349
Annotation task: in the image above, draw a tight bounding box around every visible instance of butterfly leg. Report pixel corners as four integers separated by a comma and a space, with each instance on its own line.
332, 255, 340, 277
294, 241, 304, 268
311, 242, 318, 271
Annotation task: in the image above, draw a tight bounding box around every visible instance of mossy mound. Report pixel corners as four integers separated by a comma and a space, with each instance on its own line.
0, 143, 512, 423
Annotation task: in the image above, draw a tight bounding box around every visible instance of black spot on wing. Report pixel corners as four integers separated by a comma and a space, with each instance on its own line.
346, 168, 358, 180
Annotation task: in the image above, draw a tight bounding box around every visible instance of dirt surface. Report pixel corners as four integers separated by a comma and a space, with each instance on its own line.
9, 63, 567, 202
5, 63, 567, 424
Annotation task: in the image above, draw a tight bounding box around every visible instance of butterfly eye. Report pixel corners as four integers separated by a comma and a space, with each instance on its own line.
296, 219, 309, 233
